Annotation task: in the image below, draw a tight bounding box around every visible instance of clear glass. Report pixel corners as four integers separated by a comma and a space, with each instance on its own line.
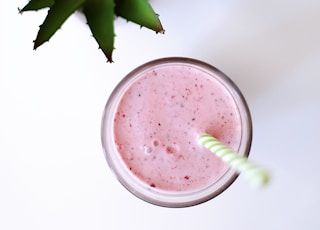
101, 57, 252, 207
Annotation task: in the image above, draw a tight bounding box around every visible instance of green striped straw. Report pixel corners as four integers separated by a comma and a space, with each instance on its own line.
199, 133, 270, 188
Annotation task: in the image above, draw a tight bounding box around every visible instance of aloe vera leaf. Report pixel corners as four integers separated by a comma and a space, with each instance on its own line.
115, 0, 164, 33
83, 0, 115, 62
20, 0, 54, 12
34, 0, 85, 49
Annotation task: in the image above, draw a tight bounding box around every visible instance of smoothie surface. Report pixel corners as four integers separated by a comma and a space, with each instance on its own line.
113, 64, 241, 191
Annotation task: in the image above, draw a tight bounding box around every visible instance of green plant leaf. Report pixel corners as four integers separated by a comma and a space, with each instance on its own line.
20, 0, 164, 62
34, 0, 85, 49
115, 0, 164, 33
83, 0, 115, 62
20, 0, 54, 12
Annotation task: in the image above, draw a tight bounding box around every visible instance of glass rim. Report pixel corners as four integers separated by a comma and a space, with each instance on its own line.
101, 57, 252, 208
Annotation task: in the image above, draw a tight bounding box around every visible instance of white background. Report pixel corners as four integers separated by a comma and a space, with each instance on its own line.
2, 0, 320, 229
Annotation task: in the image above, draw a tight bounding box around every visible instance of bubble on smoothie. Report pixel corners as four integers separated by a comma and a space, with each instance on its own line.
144, 145, 153, 155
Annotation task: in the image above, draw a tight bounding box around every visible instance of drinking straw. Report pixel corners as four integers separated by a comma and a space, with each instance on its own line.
199, 133, 270, 188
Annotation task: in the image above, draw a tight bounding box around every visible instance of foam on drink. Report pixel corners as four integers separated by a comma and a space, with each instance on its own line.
113, 64, 242, 191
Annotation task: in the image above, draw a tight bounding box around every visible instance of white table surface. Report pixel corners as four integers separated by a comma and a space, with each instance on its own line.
2, 0, 320, 229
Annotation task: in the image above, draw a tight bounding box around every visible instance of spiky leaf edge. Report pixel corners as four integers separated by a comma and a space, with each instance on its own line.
19, 0, 54, 12
115, 0, 164, 33
83, 0, 115, 62
33, 0, 85, 49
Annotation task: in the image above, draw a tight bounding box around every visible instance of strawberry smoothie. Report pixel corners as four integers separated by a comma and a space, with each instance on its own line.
101, 57, 252, 207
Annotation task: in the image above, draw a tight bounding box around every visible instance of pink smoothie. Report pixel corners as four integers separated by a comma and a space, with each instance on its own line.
112, 63, 242, 192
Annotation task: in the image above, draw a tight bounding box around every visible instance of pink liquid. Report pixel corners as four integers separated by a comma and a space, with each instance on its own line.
113, 64, 242, 192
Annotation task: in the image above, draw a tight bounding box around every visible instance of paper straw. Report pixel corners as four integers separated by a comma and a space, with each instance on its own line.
199, 133, 270, 188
